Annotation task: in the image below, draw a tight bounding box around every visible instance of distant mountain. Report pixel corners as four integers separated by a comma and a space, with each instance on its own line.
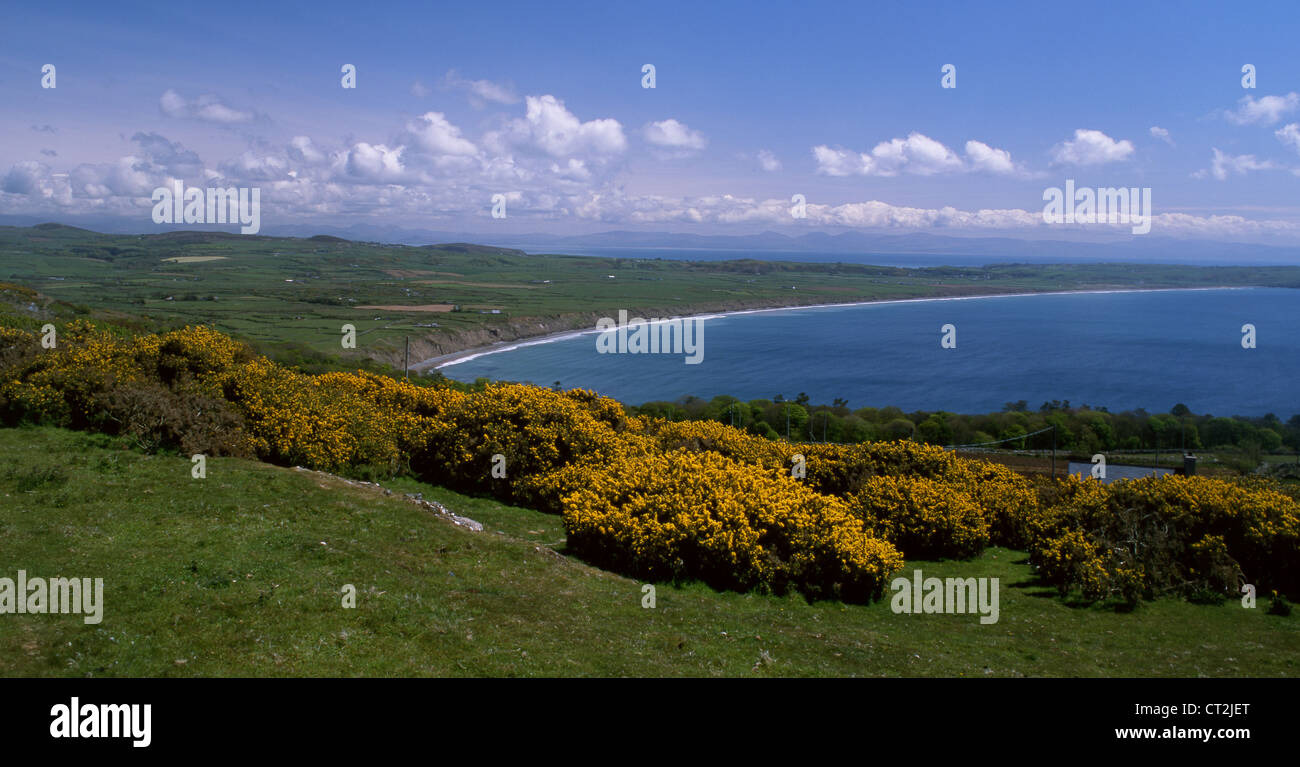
2, 214, 1299, 265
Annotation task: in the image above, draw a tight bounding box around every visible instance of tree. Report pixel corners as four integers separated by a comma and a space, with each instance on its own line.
916, 414, 952, 445
883, 418, 915, 442
780, 404, 809, 440
998, 424, 1028, 450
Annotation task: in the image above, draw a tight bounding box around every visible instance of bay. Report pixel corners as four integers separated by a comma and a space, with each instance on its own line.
438, 288, 1300, 417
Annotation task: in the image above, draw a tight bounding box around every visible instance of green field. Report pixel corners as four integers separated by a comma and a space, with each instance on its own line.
1, 426, 1294, 677
5, 223, 1300, 370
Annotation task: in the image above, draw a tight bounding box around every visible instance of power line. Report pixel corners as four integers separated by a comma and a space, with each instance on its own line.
944, 425, 1056, 450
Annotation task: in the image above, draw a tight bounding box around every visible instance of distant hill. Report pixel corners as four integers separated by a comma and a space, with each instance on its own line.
4, 216, 1300, 265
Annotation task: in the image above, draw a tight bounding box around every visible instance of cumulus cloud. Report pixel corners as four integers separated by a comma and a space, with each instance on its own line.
1275, 123, 1300, 154
815, 133, 1023, 176
643, 119, 707, 151
404, 112, 479, 157
1051, 129, 1134, 165
129, 132, 203, 177
489, 95, 626, 159
1195, 148, 1275, 180
219, 151, 290, 182
567, 191, 1299, 238
1150, 126, 1173, 145
8, 85, 1296, 242
814, 133, 960, 176
1225, 92, 1299, 125
2, 161, 51, 195
442, 69, 519, 106
288, 136, 326, 165
964, 140, 1017, 174
159, 89, 254, 124
342, 142, 408, 183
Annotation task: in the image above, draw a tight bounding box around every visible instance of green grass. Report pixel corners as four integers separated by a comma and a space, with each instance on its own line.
1, 426, 1295, 677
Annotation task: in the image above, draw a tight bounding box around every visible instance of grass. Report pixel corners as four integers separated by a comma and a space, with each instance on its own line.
1, 425, 1295, 677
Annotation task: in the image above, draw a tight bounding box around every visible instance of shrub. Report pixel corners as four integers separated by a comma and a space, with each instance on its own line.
561, 450, 903, 602
1028, 476, 1300, 601
849, 476, 988, 559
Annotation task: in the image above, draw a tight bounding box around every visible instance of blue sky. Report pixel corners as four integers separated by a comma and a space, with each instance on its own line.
3, 0, 1300, 241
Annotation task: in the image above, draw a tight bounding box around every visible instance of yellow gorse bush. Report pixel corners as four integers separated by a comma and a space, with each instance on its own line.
3, 318, 1298, 601
849, 475, 989, 560
562, 449, 904, 601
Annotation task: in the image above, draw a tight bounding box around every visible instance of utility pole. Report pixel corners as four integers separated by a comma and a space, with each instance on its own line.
403, 336, 409, 381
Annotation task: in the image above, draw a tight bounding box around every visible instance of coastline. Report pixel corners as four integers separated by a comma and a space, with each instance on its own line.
415, 285, 1245, 372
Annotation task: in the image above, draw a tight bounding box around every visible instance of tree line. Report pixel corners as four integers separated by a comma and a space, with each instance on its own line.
632, 394, 1300, 461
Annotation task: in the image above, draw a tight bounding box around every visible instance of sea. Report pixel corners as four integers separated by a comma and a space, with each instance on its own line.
436, 287, 1300, 417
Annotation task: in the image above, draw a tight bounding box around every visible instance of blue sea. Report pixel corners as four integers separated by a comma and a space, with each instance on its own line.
437, 288, 1300, 417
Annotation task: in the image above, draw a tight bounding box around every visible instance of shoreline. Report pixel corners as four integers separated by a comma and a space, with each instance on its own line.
415, 285, 1245, 372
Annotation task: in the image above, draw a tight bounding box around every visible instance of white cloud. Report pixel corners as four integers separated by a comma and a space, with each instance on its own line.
410, 80, 431, 98
289, 136, 326, 164
756, 149, 781, 172
815, 133, 1021, 176
159, 89, 253, 124
2, 161, 52, 195
1226, 93, 1299, 125
1276, 123, 1300, 153
342, 143, 408, 183
568, 191, 1300, 238
442, 69, 519, 106
1149, 126, 1173, 145
1196, 148, 1275, 180
814, 133, 961, 177
964, 140, 1016, 174
1051, 129, 1134, 165
812, 145, 866, 176
405, 112, 478, 157
643, 119, 707, 152
492, 95, 626, 159
550, 158, 591, 181
868, 133, 964, 175
219, 151, 289, 181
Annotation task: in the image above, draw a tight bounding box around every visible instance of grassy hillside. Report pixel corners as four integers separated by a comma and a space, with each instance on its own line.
1, 426, 1294, 677
4, 224, 1299, 369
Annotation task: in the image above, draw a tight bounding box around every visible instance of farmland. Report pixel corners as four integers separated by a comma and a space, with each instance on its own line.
5, 223, 1300, 370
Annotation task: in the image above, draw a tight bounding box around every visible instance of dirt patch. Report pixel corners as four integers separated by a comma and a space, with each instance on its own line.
161, 256, 228, 263
417, 280, 540, 289
382, 269, 464, 278
356, 304, 456, 312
